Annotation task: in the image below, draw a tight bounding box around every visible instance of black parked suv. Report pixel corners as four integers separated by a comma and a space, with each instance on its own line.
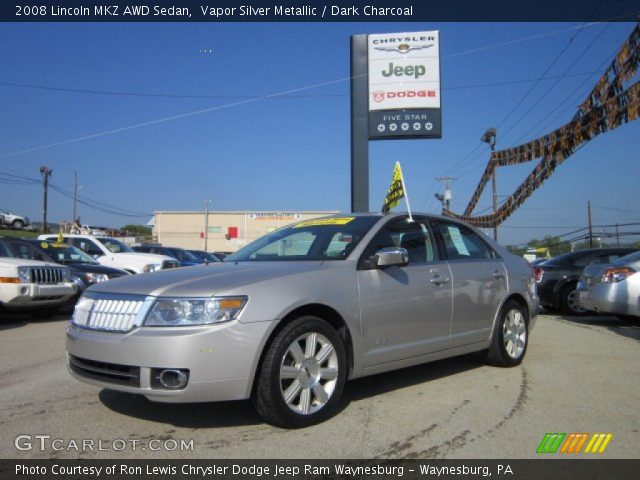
535, 248, 637, 315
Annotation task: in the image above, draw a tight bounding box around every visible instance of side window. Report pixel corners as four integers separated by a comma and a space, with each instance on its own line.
436, 222, 496, 260
363, 218, 436, 266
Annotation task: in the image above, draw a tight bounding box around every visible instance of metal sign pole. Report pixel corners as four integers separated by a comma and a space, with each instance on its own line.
350, 34, 369, 213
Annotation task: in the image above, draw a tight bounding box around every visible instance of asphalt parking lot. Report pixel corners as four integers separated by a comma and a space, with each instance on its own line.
0, 311, 638, 459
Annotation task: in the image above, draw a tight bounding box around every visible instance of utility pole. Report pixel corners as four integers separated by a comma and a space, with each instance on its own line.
72, 171, 78, 222
480, 127, 498, 241
587, 201, 593, 247
435, 176, 457, 211
204, 199, 211, 251
39, 166, 52, 234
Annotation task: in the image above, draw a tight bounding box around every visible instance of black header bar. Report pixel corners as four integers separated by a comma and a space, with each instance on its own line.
3, 0, 640, 22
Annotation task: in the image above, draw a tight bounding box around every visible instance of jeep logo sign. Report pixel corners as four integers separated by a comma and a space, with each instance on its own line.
381, 63, 426, 79
368, 30, 440, 112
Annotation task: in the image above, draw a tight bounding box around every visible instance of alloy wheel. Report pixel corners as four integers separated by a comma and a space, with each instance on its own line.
502, 308, 527, 359
279, 332, 339, 415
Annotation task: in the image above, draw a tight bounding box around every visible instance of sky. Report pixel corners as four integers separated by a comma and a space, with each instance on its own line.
0, 21, 638, 246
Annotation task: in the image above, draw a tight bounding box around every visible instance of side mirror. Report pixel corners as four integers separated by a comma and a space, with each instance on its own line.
374, 247, 409, 268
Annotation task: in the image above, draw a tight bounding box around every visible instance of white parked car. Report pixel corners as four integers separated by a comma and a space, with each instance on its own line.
0, 253, 75, 317
0, 208, 30, 230
38, 234, 179, 274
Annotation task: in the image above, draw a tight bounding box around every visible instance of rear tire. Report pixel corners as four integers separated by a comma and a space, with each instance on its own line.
560, 284, 586, 316
253, 316, 347, 428
486, 300, 528, 367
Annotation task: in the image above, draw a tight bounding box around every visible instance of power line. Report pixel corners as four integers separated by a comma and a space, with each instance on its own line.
499, 22, 614, 144
0, 71, 602, 100
0, 169, 151, 218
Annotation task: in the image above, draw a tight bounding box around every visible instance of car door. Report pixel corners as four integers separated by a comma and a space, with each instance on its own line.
357, 216, 452, 367
432, 220, 507, 347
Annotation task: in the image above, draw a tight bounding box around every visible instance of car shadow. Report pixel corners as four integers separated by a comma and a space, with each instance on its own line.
343, 353, 485, 402
0, 312, 66, 330
559, 314, 640, 342
98, 390, 263, 428
98, 353, 486, 429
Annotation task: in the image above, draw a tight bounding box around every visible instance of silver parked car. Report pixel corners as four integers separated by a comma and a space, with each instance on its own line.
577, 250, 640, 319
67, 213, 538, 427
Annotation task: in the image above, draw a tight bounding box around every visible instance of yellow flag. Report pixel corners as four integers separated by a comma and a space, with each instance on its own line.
382, 162, 405, 213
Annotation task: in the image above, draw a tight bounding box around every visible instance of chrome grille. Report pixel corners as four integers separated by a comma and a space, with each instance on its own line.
73, 297, 146, 332
29, 266, 65, 284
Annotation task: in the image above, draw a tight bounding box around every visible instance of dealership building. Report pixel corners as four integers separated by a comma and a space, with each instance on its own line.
152, 210, 340, 253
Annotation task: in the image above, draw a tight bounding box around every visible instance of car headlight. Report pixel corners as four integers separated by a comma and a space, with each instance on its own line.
85, 272, 109, 284
144, 296, 248, 326
143, 263, 162, 273
17, 266, 31, 283
61, 268, 71, 282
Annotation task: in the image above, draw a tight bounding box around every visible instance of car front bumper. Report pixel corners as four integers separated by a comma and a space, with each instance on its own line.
65, 320, 271, 402
1, 282, 76, 308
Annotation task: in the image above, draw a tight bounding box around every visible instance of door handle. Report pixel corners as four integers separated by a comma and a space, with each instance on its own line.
493, 271, 504, 279
430, 276, 450, 285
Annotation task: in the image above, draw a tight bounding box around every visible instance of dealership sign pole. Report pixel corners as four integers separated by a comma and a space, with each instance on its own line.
350, 30, 441, 212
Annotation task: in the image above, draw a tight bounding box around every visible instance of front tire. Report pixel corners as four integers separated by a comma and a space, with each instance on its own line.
253, 316, 347, 428
486, 300, 528, 367
12, 220, 24, 230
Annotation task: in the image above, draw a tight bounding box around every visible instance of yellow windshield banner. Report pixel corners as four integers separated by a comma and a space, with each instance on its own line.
293, 217, 355, 228
382, 162, 405, 214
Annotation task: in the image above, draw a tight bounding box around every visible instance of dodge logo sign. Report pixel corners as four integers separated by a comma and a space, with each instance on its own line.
373, 91, 385, 102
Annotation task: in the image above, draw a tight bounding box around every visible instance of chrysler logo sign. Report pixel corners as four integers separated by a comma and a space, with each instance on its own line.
374, 43, 434, 54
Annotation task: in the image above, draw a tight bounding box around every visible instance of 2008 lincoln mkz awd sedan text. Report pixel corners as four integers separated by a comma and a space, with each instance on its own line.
66, 213, 538, 427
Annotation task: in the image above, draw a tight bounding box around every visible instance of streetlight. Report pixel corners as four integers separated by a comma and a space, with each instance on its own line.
480, 127, 498, 241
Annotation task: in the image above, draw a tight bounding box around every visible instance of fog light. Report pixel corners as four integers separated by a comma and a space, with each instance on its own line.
151, 368, 189, 390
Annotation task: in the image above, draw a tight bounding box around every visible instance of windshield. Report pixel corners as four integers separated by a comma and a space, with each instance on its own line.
97, 237, 133, 253
226, 216, 380, 262
38, 242, 98, 265
0, 241, 11, 257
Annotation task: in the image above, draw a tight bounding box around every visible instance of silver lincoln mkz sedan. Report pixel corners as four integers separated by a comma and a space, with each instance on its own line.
67, 213, 538, 427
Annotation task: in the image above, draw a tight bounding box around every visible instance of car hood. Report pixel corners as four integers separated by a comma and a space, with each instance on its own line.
86, 261, 337, 297
67, 263, 128, 276
0, 257, 64, 268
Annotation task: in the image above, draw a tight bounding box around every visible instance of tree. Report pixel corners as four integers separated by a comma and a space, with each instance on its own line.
527, 235, 572, 257
121, 224, 151, 237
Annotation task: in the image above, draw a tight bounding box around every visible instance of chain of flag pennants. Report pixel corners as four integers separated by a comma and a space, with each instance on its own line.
443, 22, 640, 229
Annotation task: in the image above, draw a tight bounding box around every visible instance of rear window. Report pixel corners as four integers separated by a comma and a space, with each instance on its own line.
614, 250, 640, 264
